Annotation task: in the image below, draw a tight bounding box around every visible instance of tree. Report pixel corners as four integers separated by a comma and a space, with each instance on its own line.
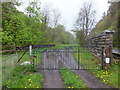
41, 3, 61, 28
2, 2, 24, 45
75, 2, 96, 36
76, 30, 85, 46
46, 24, 75, 44
25, 1, 49, 44
52, 9, 61, 27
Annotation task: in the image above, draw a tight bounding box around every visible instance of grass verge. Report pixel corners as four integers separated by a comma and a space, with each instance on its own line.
3, 48, 44, 88
91, 62, 119, 88
60, 68, 88, 88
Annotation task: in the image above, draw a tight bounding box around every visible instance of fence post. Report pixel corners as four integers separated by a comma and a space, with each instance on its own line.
104, 46, 111, 70
101, 47, 104, 70
29, 45, 33, 64
78, 46, 80, 70
29, 45, 32, 57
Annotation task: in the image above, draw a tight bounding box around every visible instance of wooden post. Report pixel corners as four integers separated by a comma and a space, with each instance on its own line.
104, 46, 111, 70
101, 47, 104, 70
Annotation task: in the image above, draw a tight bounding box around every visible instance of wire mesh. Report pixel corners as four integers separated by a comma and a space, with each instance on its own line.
0, 53, 18, 83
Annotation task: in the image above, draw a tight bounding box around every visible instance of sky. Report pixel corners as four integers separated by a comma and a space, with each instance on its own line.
16, 0, 110, 32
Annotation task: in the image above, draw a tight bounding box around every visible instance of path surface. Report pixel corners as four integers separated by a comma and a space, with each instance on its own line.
43, 70, 64, 88
41, 48, 112, 88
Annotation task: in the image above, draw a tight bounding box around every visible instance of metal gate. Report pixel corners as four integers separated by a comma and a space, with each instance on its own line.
33, 45, 103, 70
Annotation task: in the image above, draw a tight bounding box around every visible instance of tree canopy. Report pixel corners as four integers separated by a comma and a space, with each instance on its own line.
2, 1, 75, 47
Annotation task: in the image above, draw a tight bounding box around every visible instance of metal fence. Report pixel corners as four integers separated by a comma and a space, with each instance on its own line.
0, 53, 18, 83
33, 46, 103, 70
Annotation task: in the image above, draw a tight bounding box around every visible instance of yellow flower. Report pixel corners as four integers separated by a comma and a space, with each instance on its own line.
76, 76, 78, 78
106, 75, 109, 77
33, 85, 35, 86
24, 87, 27, 88
29, 79, 32, 81
68, 87, 70, 88
37, 87, 39, 88
103, 80, 106, 82
29, 84, 32, 86
72, 87, 73, 88
29, 74, 32, 76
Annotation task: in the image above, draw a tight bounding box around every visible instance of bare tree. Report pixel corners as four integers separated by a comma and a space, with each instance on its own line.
52, 9, 61, 27
42, 4, 61, 28
42, 3, 51, 27
75, 2, 96, 36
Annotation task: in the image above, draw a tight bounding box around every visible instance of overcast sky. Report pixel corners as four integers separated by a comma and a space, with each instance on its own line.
16, 0, 110, 32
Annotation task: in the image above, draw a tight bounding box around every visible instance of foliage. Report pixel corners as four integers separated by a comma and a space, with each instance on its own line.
2, 1, 75, 47
90, 2, 120, 48
60, 68, 87, 88
46, 25, 75, 44
24, 64, 37, 72
3, 65, 43, 88
76, 30, 86, 46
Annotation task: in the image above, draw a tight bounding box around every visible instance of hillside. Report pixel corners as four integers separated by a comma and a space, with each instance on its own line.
90, 2, 120, 48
